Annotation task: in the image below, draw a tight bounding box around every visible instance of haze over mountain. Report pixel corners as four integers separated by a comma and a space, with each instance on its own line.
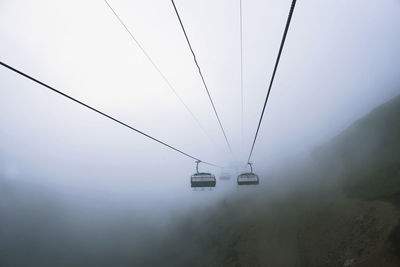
1, 95, 399, 266
1, 1, 400, 266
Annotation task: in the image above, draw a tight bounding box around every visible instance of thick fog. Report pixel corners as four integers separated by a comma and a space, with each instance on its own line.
1, 0, 400, 265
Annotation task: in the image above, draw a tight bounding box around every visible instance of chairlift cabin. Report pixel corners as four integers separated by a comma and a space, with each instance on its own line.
219, 172, 231, 180
191, 161, 216, 188
237, 163, 259, 185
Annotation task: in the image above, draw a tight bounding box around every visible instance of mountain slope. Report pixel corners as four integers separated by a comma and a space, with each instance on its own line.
155, 94, 400, 267
315, 94, 400, 200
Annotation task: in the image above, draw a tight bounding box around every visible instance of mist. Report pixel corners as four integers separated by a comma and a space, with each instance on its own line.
1, 0, 400, 266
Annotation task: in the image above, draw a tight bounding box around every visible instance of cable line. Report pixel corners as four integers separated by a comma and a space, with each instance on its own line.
170, 0, 233, 154
239, 0, 244, 152
0, 60, 221, 168
247, 0, 297, 163
104, 0, 221, 153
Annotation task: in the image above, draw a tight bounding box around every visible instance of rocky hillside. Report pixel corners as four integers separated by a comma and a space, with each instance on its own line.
152, 95, 400, 267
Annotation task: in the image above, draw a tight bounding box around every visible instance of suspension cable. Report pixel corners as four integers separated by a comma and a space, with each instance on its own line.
247, 0, 297, 163
170, 0, 233, 154
239, 0, 244, 152
0, 60, 221, 168
104, 0, 222, 153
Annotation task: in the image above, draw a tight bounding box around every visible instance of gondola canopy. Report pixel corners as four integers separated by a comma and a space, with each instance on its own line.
237, 163, 259, 185
191, 160, 216, 188
237, 172, 259, 185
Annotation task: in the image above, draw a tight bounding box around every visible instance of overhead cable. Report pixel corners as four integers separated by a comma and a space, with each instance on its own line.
0, 60, 221, 168
104, 0, 221, 153
247, 0, 297, 163
239, 0, 244, 151
170, 0, 233, 154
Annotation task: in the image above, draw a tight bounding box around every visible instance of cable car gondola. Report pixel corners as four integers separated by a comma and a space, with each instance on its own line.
191, 160, 216, 188
237, 163, 259, 185
219, 172, 231, 180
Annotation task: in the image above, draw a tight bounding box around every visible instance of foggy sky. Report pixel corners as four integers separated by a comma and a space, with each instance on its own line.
1, 0, 400, 207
